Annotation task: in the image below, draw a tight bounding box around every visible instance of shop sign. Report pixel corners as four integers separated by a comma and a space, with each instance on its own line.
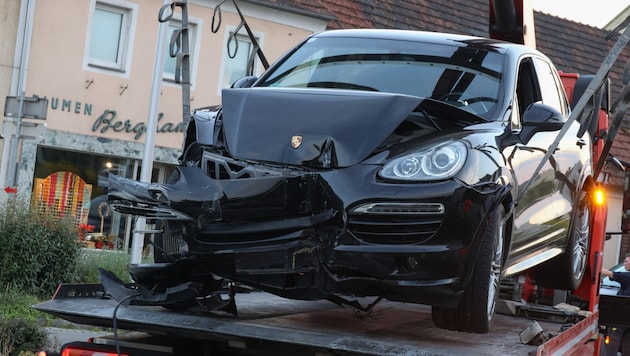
49, 96, 185, 140
93, 110, 184, 140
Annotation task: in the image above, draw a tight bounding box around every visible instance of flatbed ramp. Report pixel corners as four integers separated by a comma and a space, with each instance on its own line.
34, 288, 597, 355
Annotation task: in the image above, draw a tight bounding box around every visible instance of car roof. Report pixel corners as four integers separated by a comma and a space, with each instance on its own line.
311, 28, 537, 56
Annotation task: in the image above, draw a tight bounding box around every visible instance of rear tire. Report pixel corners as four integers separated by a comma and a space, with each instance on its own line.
432, 204, 506, 333
534, 190, 590, 290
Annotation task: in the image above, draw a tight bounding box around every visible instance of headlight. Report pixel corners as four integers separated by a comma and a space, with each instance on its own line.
380, 141, 467, 181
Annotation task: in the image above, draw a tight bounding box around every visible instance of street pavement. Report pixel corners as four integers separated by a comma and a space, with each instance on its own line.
45, 323, 112, 353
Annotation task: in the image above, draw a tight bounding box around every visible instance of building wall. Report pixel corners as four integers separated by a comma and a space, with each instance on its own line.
1, 0, 327, 199
3, 0, 628, 270
0, 0, 20, 100
25, 0, 321, 146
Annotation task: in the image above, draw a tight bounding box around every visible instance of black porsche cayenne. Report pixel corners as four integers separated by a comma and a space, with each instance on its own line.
108, 29, 594, 333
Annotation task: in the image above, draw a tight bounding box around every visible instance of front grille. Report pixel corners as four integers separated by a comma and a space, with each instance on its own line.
201, 150, 289, 180
161, 225, 185, 255
348, 214, 443, 244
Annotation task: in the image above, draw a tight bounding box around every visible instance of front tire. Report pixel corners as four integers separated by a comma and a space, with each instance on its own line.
432, 204, 506, 333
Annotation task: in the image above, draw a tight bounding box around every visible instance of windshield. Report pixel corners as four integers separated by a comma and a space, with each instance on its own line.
257, 36, 505, 119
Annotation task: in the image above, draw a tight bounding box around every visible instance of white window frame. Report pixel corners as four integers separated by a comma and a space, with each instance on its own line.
162, 16, 202, 88
218, 26, 264, 95
84, 0, 137, 75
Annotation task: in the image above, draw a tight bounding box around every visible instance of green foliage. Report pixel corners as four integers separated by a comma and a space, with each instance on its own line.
0, 317, 48, 356
0, 198, 136, 356
0, 199, 81, 299
77, 249, 132, 284
0, 289, 51, 355
0, 289, 49, 321
0, 249, 132, 356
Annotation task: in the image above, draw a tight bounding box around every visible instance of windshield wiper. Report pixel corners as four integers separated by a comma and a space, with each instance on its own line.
408, 106, 442, 131
306, 81, 380, 92
420, 98, 488, 125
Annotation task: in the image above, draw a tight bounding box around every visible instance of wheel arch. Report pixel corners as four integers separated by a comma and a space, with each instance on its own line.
461, 183, 513, 288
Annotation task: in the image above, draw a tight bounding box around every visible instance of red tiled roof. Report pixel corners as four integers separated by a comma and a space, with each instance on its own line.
244, 0, 336, 20
320, 0, 489, 35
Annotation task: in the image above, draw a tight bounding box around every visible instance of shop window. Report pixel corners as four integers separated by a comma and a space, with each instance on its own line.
34, 147, 135, 248
32, 172, 92, 228
86, 1, 136, 72
33, 147, 175, 250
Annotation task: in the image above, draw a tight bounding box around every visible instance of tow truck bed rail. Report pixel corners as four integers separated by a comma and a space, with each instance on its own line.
34, 284, 596, 355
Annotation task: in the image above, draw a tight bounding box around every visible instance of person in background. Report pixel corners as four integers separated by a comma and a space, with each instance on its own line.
602, 254, 630, 355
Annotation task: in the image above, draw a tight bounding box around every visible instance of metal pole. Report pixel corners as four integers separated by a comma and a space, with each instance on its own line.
130, 0, 170, 265
3, 0, 35, 190
6, 91, 25, 187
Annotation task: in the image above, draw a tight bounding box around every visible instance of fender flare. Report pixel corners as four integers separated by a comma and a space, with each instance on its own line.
460, 183, 513, 289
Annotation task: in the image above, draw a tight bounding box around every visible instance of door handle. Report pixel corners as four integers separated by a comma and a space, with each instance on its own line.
576, 138, 586, 148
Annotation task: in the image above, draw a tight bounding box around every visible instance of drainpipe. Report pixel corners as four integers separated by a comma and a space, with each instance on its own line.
0, 0, 35, 195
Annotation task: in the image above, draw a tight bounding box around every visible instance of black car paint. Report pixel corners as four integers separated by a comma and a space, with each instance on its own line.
108, 29, 591, 323
109, 96, 572, 303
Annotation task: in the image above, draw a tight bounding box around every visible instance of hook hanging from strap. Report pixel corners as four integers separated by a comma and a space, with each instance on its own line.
158, 0, 192, 127
212, 0, 270, 75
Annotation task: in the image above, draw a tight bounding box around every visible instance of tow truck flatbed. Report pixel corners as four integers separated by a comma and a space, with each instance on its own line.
34, 286, 596, 355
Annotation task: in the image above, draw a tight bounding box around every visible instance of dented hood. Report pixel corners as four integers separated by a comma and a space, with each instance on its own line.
221, 88, 425, 167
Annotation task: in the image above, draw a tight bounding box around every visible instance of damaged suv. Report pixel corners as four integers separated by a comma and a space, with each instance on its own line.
108, 29, 593, 333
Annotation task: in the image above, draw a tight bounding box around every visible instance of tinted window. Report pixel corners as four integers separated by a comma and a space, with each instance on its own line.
515, 58, 541, 117
533, 57, 567, 116
257, 36, 505, 119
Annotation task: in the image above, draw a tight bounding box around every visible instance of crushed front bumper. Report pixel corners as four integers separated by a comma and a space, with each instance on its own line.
109, 162, 503, 307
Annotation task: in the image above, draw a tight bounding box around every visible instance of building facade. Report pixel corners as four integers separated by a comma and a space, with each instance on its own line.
0, 0, 22, 167
0, 0, 329, 247
1, 0, 629, 269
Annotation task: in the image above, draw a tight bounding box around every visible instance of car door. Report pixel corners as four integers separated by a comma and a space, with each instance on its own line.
504, 57, 566, 268
532, 57, 589, 230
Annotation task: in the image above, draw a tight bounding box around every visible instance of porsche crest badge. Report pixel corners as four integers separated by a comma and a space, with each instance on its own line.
291, 135, 303, 149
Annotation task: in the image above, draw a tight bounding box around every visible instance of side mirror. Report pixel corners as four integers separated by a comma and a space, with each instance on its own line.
518, 102, 565, 144
522, 102, 565, 131
231, 76, 258, 88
